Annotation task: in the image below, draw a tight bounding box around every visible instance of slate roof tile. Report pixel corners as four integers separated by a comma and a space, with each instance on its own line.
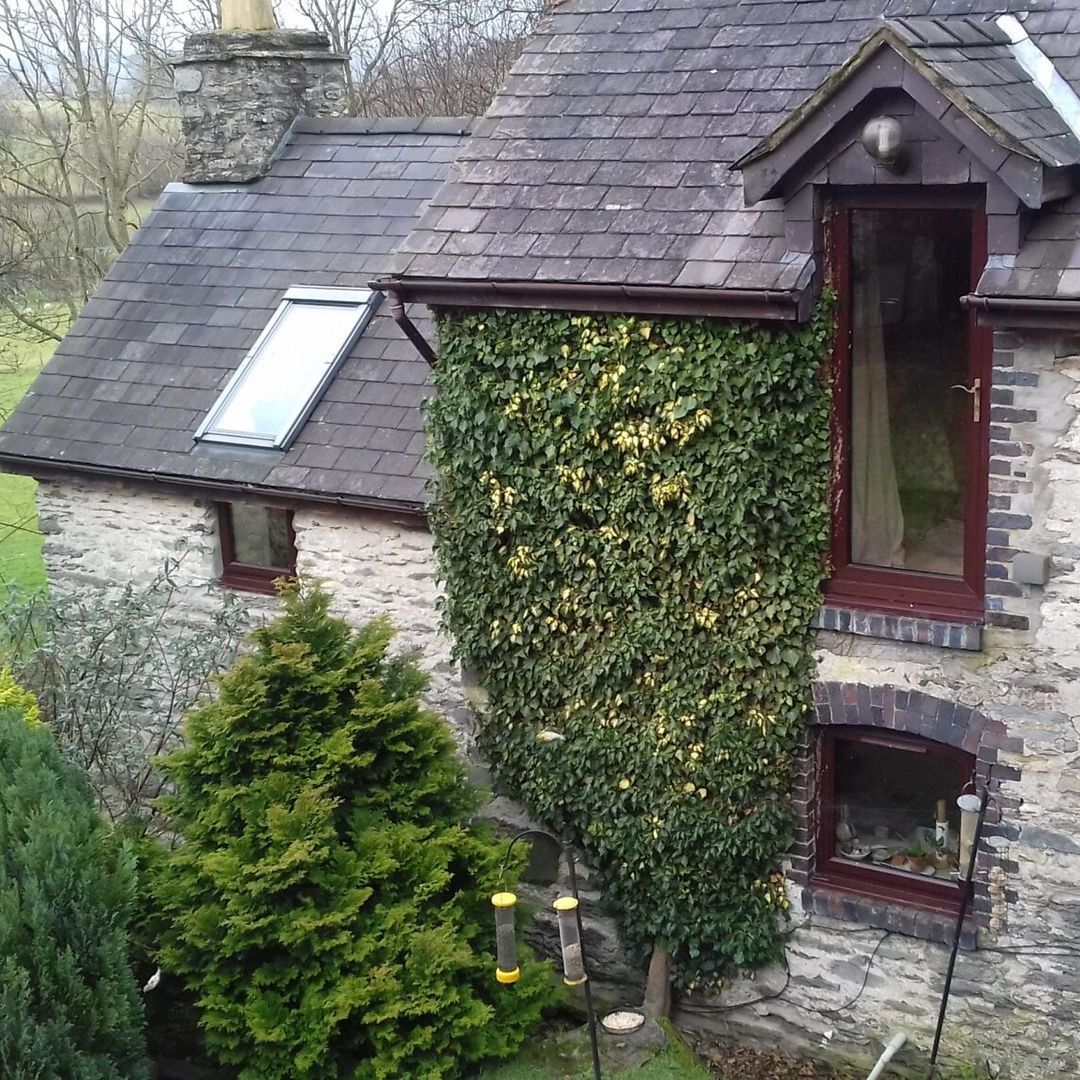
395, 0, 1080, 299
0, 119, 471, 510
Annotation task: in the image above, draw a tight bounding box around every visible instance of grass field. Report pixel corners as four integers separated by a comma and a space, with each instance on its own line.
0, 326, 55, 592
473, 1048, 709, 1079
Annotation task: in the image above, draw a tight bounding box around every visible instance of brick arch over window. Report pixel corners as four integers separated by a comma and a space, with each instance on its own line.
811, 682, 1000, 757
788, 682, 1019, 943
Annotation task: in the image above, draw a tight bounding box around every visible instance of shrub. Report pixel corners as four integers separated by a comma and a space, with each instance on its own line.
0, 706, 147, 1079
0, 552, 250, 830
0, 665, 40, 723
153, 583, 552, 1080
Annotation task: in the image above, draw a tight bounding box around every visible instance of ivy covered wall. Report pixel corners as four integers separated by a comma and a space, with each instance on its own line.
428, 306, 834, 984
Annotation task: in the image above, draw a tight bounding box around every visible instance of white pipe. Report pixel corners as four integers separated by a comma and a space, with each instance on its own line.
866, 1032, 908, 1080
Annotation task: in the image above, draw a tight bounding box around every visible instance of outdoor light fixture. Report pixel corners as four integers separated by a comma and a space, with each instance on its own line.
537, 729, 567, 744
492, 892, 520, 985
554, 896, 587, 986
493, 828, 603, 1080
861, 115, 906, 172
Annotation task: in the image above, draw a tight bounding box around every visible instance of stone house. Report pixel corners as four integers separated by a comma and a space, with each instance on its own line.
0, 25, 471, 727
382, 1, 1080, 1076
6, 0, 1080, 1077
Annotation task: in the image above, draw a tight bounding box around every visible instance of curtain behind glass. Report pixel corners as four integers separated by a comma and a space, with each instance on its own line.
850, 213, 905, 568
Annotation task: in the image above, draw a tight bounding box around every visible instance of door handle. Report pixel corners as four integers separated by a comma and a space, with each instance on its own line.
950, 378, 981, 423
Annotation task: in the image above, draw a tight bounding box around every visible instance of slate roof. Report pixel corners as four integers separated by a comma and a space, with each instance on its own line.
890, 16, 1080, 168
0, 118, 470, 511
392, 0, 1080, 300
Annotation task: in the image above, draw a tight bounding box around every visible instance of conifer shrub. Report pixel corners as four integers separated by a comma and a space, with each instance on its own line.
0, 707, 147, 1080
153, 583, 552, 1080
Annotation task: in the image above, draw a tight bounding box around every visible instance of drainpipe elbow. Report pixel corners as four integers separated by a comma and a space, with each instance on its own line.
386, 285, 437, 366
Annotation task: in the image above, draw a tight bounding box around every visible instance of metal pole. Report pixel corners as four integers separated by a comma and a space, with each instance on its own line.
564, 843, 603, 1080
928, 786, 991, 1076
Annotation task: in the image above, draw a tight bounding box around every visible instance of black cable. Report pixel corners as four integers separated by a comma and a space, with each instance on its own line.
678, 926, 892, 1016
816, 931, 892, 1015
678, 927, 1080, 1025
979, 942, 1080, 957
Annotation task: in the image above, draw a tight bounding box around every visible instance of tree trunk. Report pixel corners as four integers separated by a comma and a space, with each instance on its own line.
642, 942, 671, 1019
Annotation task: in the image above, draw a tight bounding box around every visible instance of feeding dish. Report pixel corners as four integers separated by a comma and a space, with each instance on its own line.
601, 1010, 646, 1034
840, 844, 871, 860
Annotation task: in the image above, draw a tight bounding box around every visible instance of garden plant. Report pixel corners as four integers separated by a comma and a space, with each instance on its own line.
430, 305, 834, 987
0, 700, 147, 1079
153, 582, 552, 1080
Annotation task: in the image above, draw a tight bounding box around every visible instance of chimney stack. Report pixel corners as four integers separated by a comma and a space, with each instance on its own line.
173, 2, 348, 184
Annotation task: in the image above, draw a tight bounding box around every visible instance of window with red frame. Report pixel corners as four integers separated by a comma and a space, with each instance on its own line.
826, 190, 990, 621
814, 726, 974, 912
218, 502, 296, 594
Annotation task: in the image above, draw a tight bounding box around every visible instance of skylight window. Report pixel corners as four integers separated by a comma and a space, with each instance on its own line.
196, 287, 379, 449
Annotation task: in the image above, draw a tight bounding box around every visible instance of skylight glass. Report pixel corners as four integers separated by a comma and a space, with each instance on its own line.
196, 287, 379, 449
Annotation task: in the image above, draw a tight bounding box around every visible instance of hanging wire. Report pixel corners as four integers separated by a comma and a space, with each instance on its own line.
679, 926, 892, 1016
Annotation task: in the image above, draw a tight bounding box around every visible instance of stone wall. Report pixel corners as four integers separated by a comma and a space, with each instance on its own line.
35, 478, 469, 744
291, 504, 471, 744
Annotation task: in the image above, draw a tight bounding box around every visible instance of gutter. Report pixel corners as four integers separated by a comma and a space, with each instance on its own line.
372, 277, 809, 325
962, 293, 1080, 329
0, 454, 429, 524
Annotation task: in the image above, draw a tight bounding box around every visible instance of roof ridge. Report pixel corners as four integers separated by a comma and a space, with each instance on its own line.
292, 116, 474, 136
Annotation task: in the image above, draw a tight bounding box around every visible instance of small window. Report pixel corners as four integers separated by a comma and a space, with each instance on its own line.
815, 727, 974, 911
218, 503, 296, 594
196, 287, 379, 449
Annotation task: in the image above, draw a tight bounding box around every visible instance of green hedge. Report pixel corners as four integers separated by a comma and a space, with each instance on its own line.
429, 305, 833, 984
0, 708, 147, 1079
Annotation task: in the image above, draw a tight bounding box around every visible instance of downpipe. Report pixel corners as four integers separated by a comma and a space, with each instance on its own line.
386, 285, 437, 366
867, 1032, 908, 1080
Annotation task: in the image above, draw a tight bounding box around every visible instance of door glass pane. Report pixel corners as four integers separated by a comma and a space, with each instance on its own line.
849, 209, 972, 577
833, 735, 965, 881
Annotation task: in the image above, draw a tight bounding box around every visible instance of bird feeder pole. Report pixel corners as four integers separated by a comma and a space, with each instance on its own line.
494, 828, 602, 1080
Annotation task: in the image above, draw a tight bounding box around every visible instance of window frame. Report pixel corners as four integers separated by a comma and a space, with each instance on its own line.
195, 286, 380, 451
825, 188, 992, 622
217, 502, 297, 595
812, 725, 974, 914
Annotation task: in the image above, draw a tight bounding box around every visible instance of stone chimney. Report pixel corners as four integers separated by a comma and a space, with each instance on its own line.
173, 0, 348, 184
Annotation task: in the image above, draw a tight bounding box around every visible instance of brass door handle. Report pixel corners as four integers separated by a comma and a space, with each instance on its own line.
950, 378, 981, 423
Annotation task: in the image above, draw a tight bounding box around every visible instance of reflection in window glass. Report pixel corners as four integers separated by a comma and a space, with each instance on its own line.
832, 735, 966, 881
198, 288, 376, 448
849, 209, 972, 577
228, 504, 295, 570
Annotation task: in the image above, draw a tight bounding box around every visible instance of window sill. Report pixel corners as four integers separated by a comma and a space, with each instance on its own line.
813, 605, 982, 651
219, 570, 293, 596
802, 880, 976, 949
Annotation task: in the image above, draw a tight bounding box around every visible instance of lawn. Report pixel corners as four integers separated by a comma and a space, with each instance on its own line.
474, 1045, 710, 1080
0, 323, 56, 592
471, 1021, 713, 1080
